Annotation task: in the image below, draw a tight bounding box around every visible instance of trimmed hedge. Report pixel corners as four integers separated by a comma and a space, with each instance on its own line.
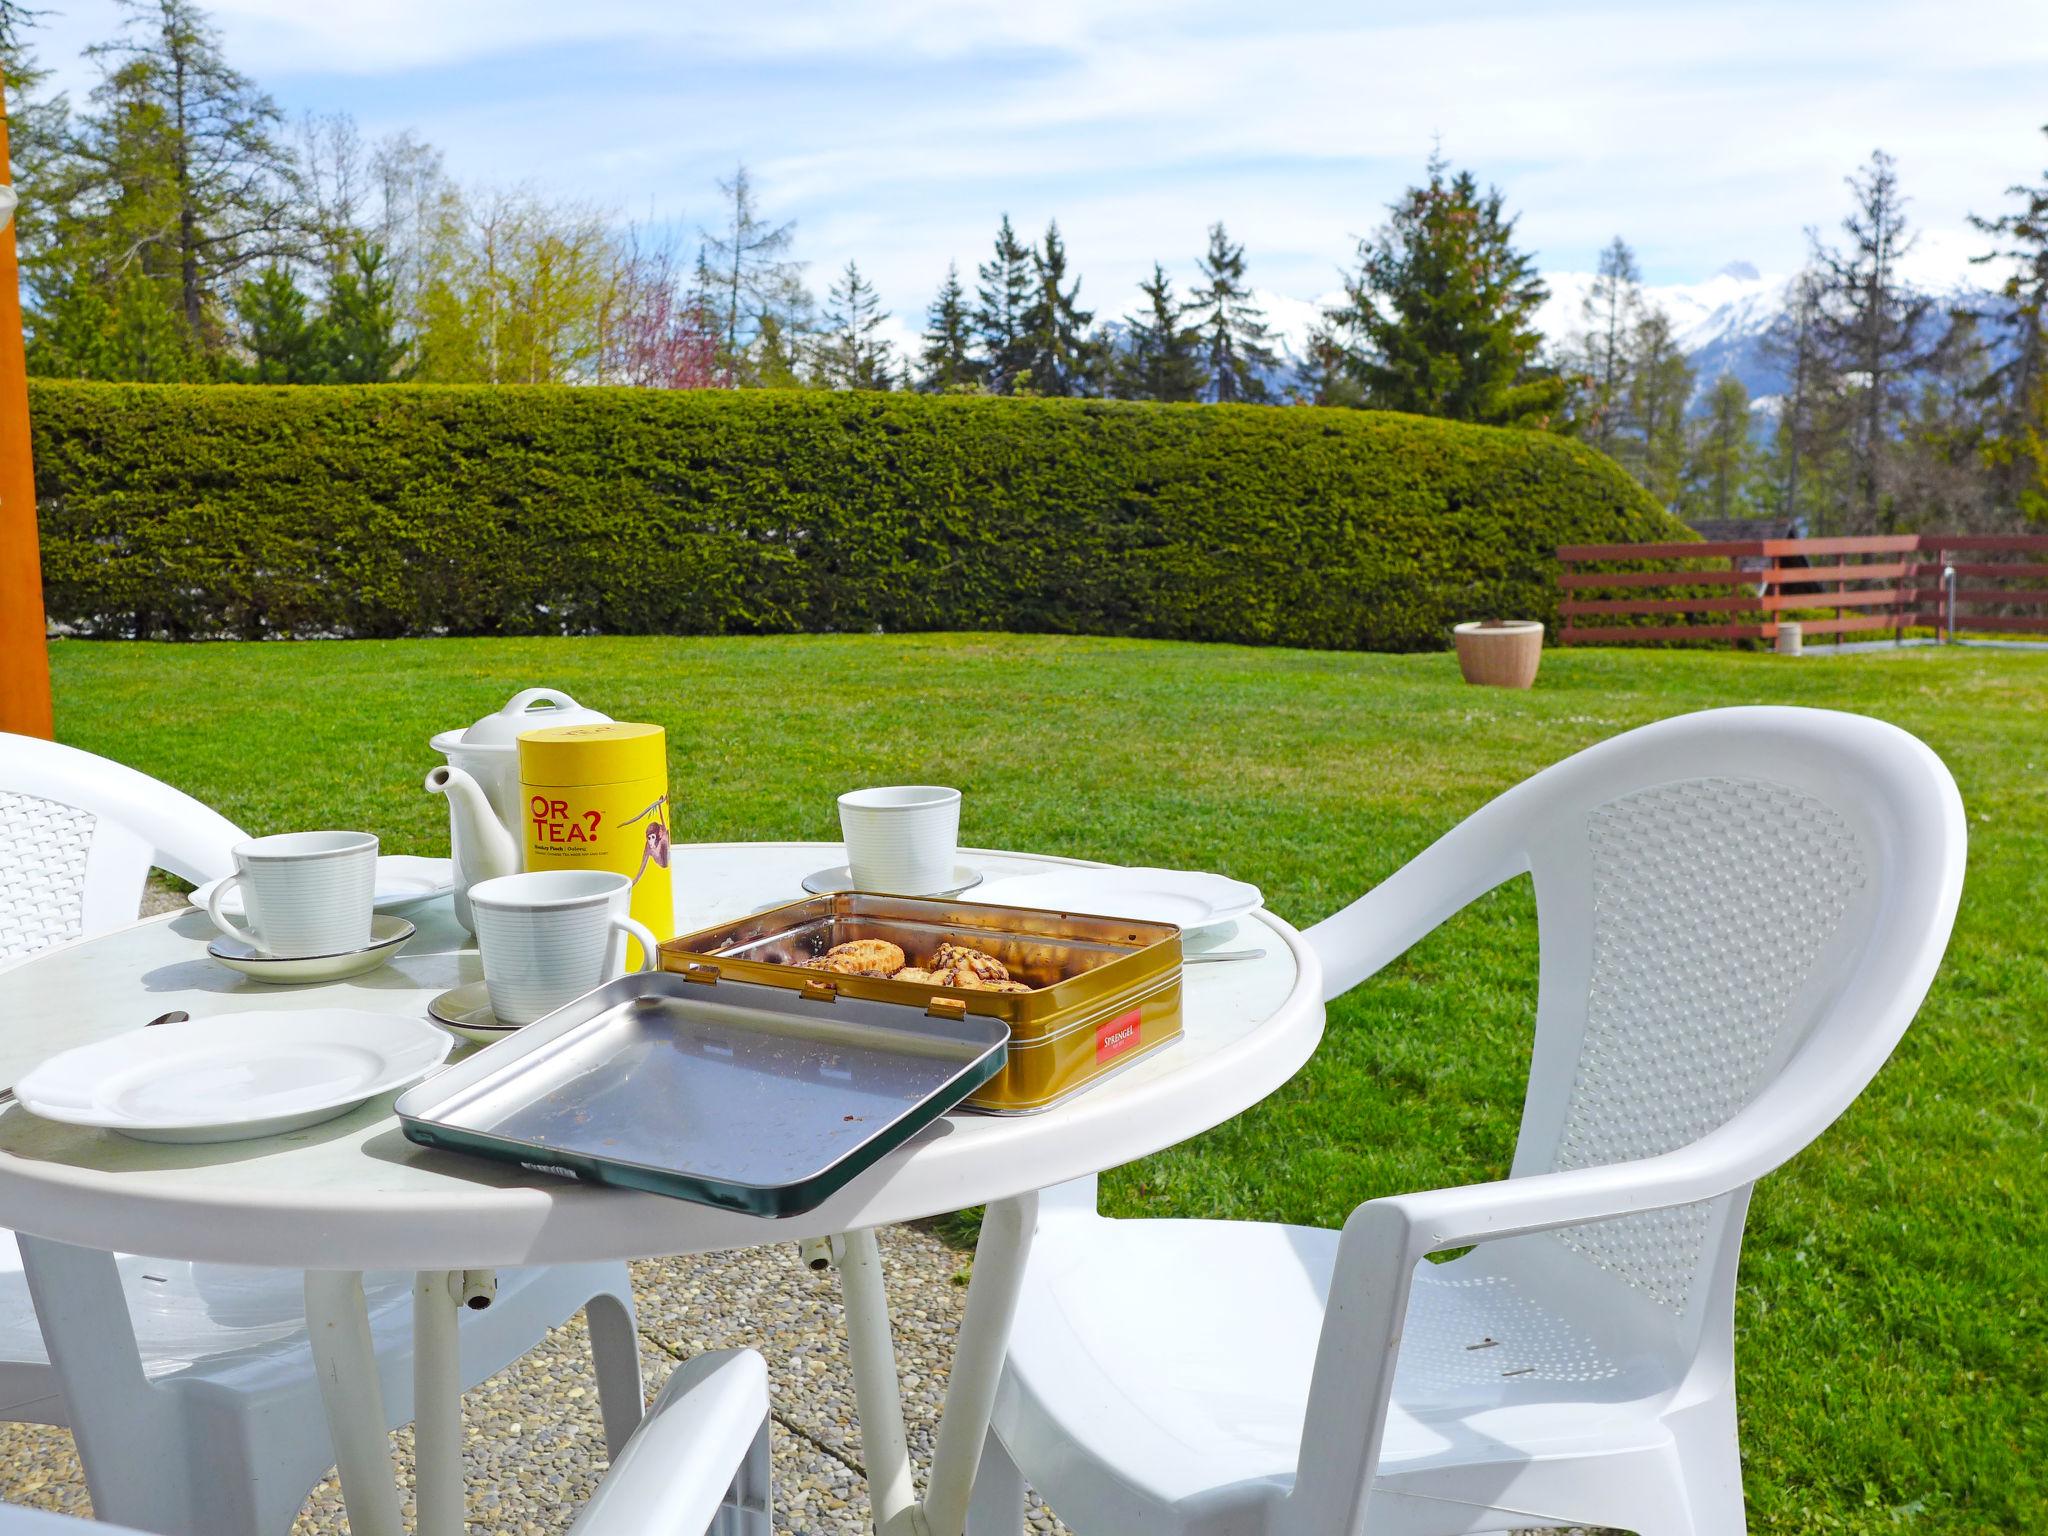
31, 382, 1690, 648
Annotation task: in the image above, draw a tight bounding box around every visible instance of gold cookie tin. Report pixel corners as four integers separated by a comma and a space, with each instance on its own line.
659, 892, 1184, 1113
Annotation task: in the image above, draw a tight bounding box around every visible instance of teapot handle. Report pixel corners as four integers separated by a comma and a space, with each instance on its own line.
499, 687, 582, 718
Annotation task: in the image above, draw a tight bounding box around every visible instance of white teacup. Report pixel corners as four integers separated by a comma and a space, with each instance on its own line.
468, 870, 659, 1026
207, 831, 379, 958
838, 785, 961, 895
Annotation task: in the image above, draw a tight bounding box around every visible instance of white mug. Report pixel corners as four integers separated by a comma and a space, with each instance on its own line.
207, 831, 378, 957
468, 870, 659, 1025
837, 785, 961, 895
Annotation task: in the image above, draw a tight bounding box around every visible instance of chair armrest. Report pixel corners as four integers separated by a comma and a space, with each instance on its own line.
1374, 1142, 1754, 1255
1282, 1135, 1768, 1536
569, 1349, 769, 1536
1304, 797, 1530, 1001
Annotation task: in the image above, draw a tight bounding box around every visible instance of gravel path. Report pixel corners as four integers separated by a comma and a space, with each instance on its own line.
0, 1227, 1069, 1535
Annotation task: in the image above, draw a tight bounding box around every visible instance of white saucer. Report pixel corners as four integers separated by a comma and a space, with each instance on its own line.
971, 867, 1263, 934
208, 915, 415, 984
800, 864, 985, 898
12, 1009, 451, 1143
190, 856, 455, 919
427, 981, 522, 1045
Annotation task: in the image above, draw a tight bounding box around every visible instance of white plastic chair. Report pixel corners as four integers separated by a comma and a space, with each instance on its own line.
569, 1348, 774, 1536
974, 707, 1965, 1536
0, 732, 645, 1536
0, 1346, 772, 1536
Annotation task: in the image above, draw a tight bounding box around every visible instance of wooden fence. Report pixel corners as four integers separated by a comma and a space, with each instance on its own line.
1556, 534, 2048, 645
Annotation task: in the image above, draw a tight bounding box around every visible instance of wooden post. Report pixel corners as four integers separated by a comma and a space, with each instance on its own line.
0, 68, 48, 738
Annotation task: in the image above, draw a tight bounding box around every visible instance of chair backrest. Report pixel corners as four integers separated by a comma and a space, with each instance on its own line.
1309, 707, 1964, 1360
0, 733, 246, 964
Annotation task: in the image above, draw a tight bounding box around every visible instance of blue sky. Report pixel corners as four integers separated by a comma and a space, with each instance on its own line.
25, 0, 2048, 344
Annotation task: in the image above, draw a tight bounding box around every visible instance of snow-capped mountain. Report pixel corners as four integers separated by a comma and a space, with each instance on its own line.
1537, 260, 1791, 400
1258, 262, 2004, 413
1045, 264, 2003, 411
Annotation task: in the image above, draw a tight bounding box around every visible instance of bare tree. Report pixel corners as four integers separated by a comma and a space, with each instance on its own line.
1808, 150, 1935, 531
297, 109, 367, 280
597, 226, 717, 389
1576, 236, 1642, 451
1967, 123, 2048, 520
1760, 268, 1832, 529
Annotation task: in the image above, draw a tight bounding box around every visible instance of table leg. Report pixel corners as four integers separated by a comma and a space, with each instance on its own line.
304, 1271, 405, 1536
838, 1191, 1040, 1536
413, 1270, 467, 1536
840, 1228, 919, 1534
924, 1193, 1037, 1536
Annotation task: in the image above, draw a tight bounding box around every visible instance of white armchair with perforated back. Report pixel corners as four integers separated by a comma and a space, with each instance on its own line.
0, 732, 647, 1536
0, 733, 245, 958
970, 707, 1964, 1536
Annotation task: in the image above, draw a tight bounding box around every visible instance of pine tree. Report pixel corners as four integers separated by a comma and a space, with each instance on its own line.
234, 262, 322, 381
1627, 308, 1695, 507
1761, 269, 1835, 529
818, 259, 896, 391
1808, 149, 1935, 531
1018, 219, 1093, 397
1892, 311, 1998, 530
748, 311, 807, 389
1, 12, 73, 282
1115, 262, 1205, 402
1578, 236, 1642, 450
1966, 123, 2048, 520
1325, 151, 1560, 427
1186, 222, 1278, 403
696, 162, 805, 386
918, 262, 979, 392
1296, 320, 1367, 407
975, 215, 1034, 393
51, 0, 305, 355
1682, 373, 1760, 521
321, 241, 410, 382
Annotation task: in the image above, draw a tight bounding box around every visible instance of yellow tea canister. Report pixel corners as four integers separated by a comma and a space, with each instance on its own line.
517, 722, 673, 966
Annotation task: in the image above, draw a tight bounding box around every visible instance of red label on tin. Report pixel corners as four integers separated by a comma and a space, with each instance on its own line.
1096, 1008, 1143, 1064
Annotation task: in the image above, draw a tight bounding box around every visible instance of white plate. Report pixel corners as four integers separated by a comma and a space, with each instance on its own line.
208, 914, 415, 984
427, 981, 522, 1045
799, 864, 985, 898
189, 856, 455, 919
13, 1009, 452, 1143
970, 867, 1263, 934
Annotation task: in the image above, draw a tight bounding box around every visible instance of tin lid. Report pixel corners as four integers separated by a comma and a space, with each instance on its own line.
518, 721, 666, 785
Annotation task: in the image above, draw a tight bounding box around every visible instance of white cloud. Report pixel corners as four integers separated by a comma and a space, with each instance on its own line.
116, 0, 1200, 76
21, 0, 2047, 340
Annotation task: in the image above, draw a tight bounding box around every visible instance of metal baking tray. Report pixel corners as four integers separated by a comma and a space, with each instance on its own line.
395, 970, 1009, 1217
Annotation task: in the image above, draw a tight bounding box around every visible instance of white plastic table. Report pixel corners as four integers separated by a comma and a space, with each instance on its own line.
0, 843, 1323, 1536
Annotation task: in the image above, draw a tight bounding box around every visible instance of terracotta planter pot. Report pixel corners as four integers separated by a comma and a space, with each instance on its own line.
1453, 620, 1544, 688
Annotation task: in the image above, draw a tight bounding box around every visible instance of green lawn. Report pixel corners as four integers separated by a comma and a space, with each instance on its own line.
48, 634, 2047, 1534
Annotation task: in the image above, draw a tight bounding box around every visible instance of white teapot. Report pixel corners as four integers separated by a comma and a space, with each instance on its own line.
425, 687, 613, 931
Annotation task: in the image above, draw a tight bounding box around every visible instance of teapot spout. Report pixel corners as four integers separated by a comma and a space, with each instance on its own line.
426, 764, 522, 929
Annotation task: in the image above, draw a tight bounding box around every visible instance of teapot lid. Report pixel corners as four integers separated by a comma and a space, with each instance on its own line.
457, 688, 613, 748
